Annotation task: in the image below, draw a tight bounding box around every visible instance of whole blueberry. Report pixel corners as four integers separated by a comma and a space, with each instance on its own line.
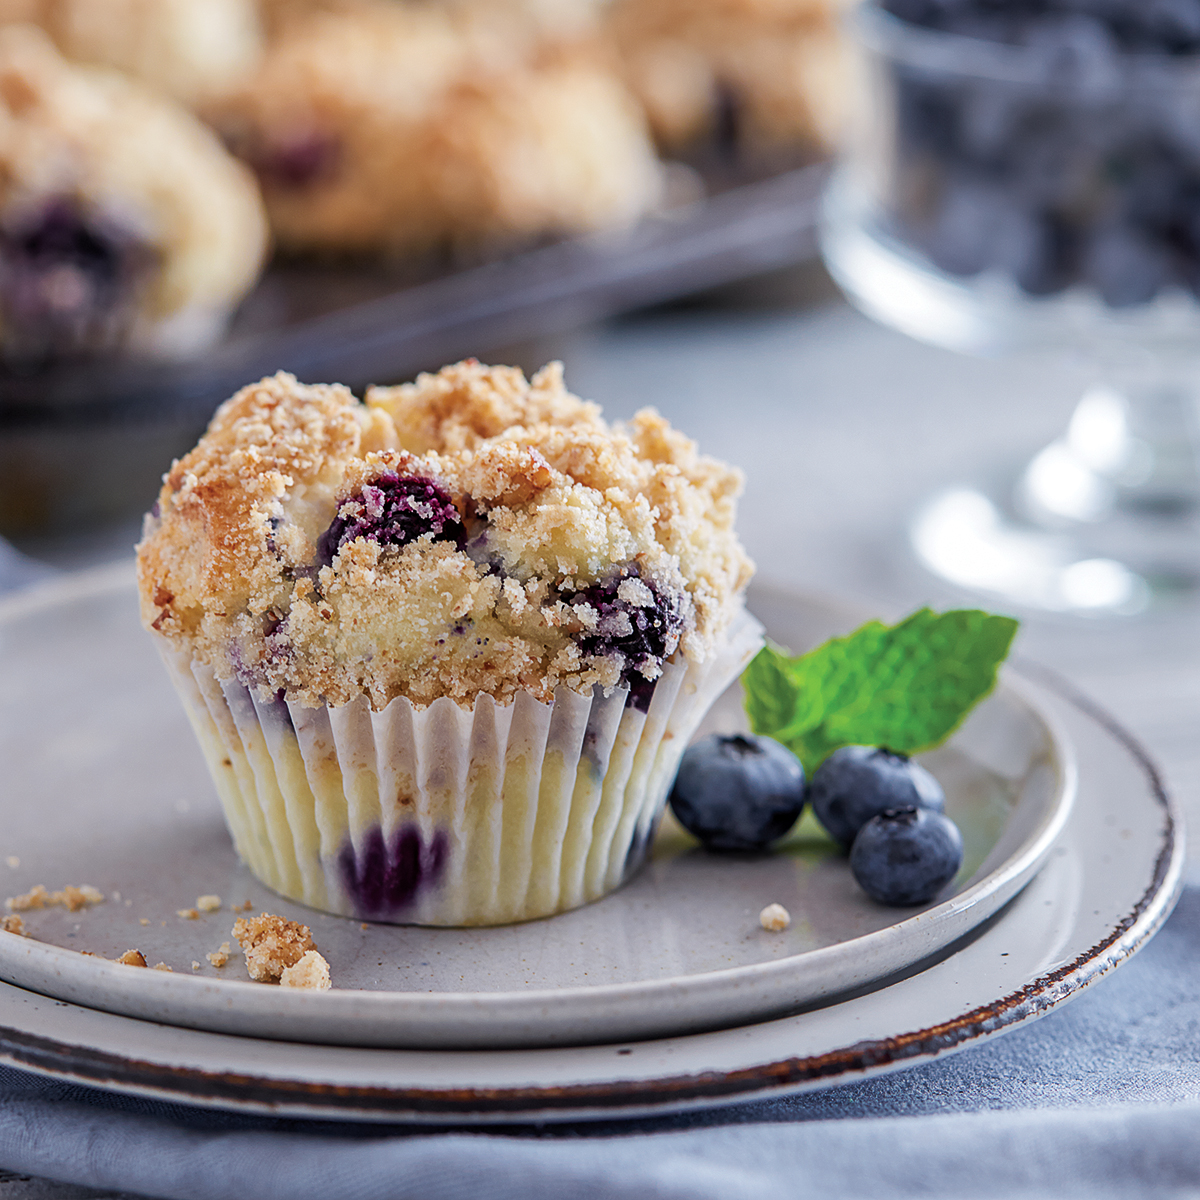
807, 746, 945, 849
668, 734, 806, 852
849, 806, 964, 906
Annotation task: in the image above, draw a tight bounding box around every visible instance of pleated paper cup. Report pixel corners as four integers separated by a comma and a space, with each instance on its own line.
159, 604, 763, 926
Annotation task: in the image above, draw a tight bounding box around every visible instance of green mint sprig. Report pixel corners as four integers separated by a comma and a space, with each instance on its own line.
743, 608, 1019, 776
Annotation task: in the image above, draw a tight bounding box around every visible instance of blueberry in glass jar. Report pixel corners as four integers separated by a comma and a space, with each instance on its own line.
849, 805, 964, 906
668, 734, 806, 852
870, 0, 1200, 305
807, 745, 945, 849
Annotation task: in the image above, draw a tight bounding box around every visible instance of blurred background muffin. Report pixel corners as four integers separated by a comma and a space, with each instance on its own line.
0, 0, 263, 104
210, 2, 662, 257
607, 0, 847, 166
0, 0, 845, 539
0, 24, 267, 362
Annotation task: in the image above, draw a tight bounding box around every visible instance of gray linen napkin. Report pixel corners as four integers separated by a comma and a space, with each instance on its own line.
3, 869, 1200, 1199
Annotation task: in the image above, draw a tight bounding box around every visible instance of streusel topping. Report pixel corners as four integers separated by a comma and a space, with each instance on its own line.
137, 360, 752, 710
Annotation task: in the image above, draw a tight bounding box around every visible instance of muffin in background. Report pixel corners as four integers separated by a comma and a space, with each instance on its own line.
0, 25, 268, 362
0, 0, 263, 105
211, 4, 662, 257
259, 0, 603, 47
607, 0, 847, 162
137, 361, 760, 925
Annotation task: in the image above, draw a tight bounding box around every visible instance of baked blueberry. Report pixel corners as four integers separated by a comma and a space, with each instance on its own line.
668, 733, 805, 852
568, 568, 684, 711
317, 473, 463, 567
0, 197, 146, 357
849, 805, 964, 906
251, 129, 342, 190
807, 745, 945, 849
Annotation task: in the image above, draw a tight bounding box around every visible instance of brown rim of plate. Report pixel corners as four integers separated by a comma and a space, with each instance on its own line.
0, 659, 1183, 1121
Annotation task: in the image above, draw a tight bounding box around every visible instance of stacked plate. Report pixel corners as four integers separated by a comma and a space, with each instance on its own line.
0, 570, 1182, 1122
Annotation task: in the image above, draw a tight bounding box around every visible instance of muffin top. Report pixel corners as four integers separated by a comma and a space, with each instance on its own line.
137, 361, 753, 712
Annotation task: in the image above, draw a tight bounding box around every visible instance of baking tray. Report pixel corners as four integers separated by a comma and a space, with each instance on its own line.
0, 163, 827, 535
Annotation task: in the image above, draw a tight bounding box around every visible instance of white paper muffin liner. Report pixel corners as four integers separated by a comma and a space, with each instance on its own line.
159, 604, 764, 926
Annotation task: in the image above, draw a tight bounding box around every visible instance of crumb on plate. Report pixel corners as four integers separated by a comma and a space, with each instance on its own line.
196, 894, 222, 912
5, 856, 18, 869
116, 949, 147, 967
177, 907, 200, 920
139, 918, 150, 926
1, 915, 26, 936
152, 962, 172, 972
6, 883, 104, 912
759, 903, 790, 932
206, 941, 232, 968
280, 949, 332, 991
232, 912, 318, 984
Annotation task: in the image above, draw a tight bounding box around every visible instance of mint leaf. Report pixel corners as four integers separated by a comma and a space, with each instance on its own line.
743, 608, 1018, 775
741, 642, 800, 738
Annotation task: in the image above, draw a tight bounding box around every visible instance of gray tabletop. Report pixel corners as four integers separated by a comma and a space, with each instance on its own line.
3, 265, 1199, 1198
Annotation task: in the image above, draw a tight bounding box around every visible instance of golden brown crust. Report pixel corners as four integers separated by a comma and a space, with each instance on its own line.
138, 361, 753, 711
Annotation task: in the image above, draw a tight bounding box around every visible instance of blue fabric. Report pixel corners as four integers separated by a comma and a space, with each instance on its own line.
3, 871, 1200, 1199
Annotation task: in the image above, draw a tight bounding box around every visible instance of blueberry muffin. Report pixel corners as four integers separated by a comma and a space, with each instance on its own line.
0, 0, 263, 105
0, 26, 267, 361
137, 361, 760, 925
211, 4, 661, 256
607, 0, 846, 161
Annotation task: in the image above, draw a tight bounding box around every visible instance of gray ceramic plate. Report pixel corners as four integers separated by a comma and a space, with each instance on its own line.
0, 567, 1075, 1050
0, 571, 1182, 1121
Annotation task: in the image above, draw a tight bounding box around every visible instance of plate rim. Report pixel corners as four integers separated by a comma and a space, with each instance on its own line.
0, 576, 1184, 1119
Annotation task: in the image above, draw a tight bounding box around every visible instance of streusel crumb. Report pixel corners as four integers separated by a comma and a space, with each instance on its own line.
197, 895, 222, 912
137, 361, 752, 712
153, 962, 172, 971
116, 949, 147, 967
232, 913, 318, 983
59, 885, 104, 912
759, 903, 791, 931
6, 885, 49, 911
206, 941, 232, 968
6, 883, 104, 912
279, 949, 332, 990
177, 907, 200, 920
0, 915, 26, 936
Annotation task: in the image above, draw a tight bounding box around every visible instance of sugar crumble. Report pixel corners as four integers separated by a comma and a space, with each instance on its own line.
280, 950, 332, 991
206, 941, 232, 968
233, 913, 320, 984
6, 884, 104, 912
759, 903, 791, 932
